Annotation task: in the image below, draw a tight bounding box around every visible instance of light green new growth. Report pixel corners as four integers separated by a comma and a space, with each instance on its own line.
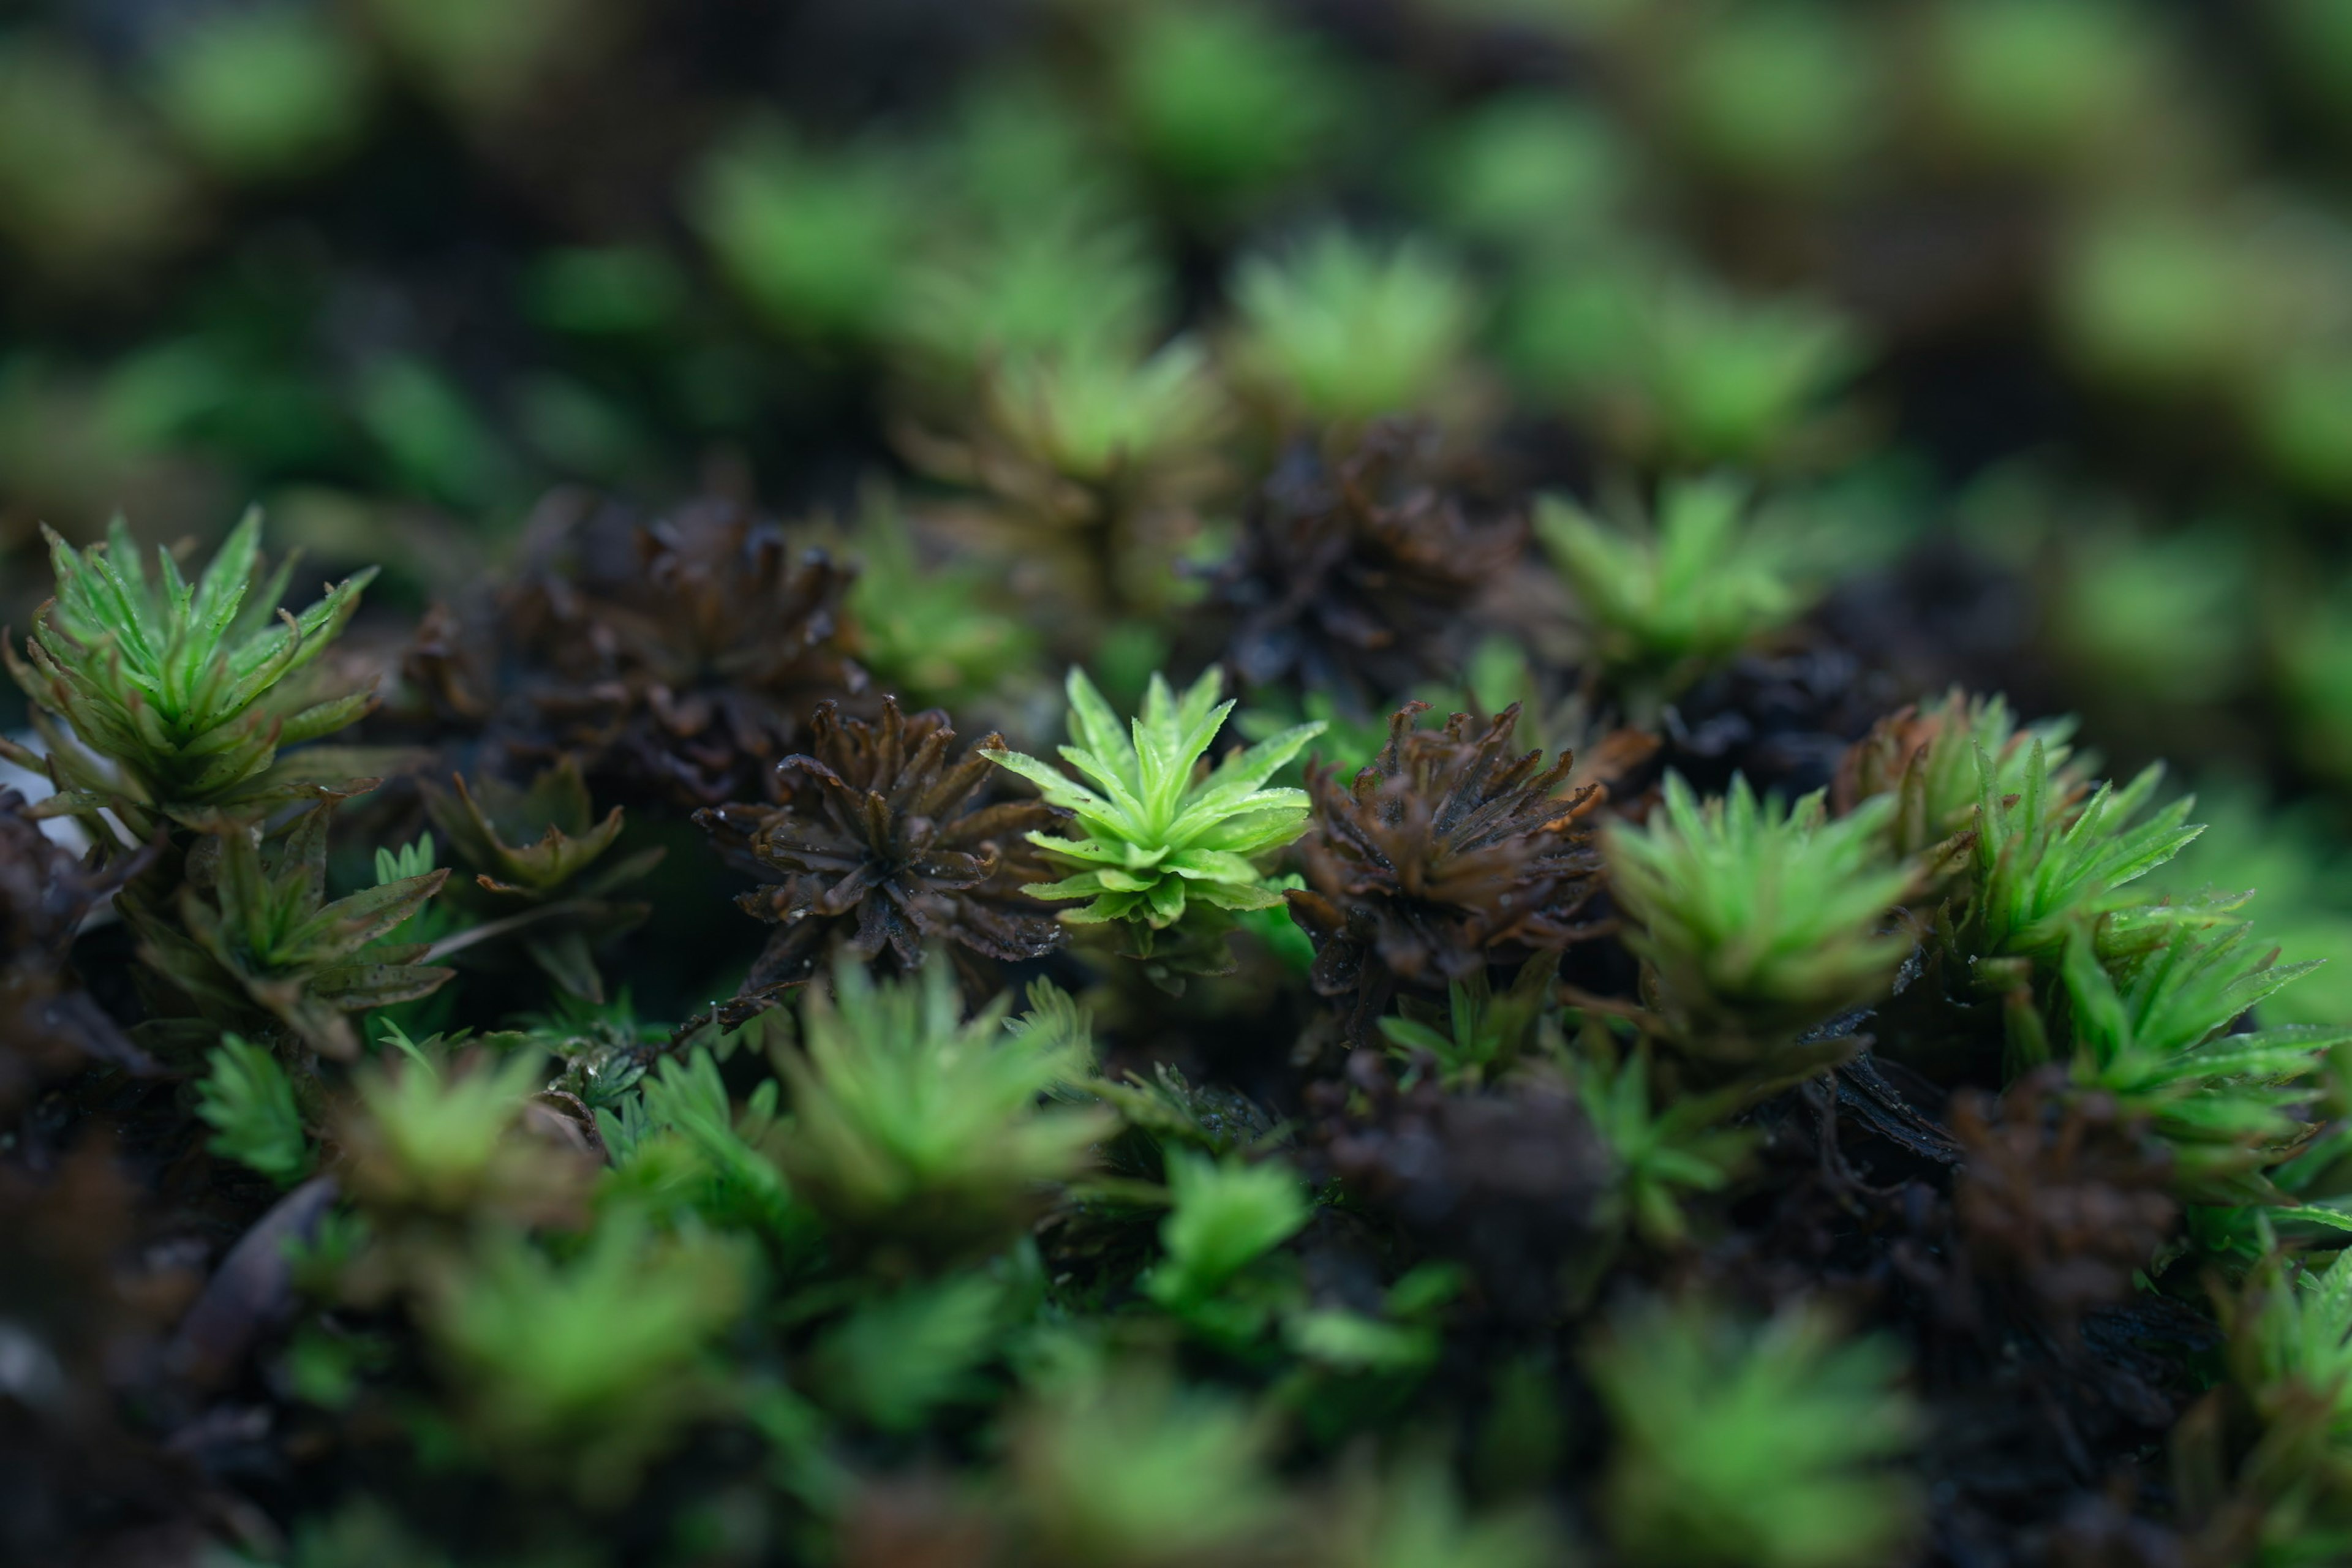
894, 203, 1164, 375
1113, 3, 1350, 200
1589, 1298, 1920, 1568
689, 121, 915, 339
149, 6, 368, 183
1536, 476, 1808, 700
1963, 739, 2207, 967
845, 496, 1039, 706
1321, 1449, 1565, 1568
343, 1039, 548, 1214
2057, 925, 2345, 1204
423, 1217, 749, 1498
1576, 1032, 1751, 1244
195, 1032, 313, 1185
984, 666, 1324, 930
1607, 774, 1912, 1064
774, 957, 1114, 1253
372, 832, 454, 948
1378, 957, 1558, 1088
811, 1271, 1010, 1433
981, 335, 1229, 484
1144, 1150, 1311, 1310
2231, 1249, 2352, 1479
1845, 688, 2081, 861
1514, 261, 1863, 465
1231, 228, 1479, 424
1010, 1366, 1285, 1567
4, 510, 377, 837
625, 1046, 795, 1238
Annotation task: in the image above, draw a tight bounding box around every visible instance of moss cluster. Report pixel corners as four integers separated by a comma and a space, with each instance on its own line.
7, 4, 2352, 1567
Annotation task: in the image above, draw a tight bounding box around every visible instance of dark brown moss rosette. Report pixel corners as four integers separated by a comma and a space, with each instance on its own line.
697, 696, 1069, 998
379, 494, 1012, 1027
499, 495, 868, 808
1211, 420, 1523, 710
1287, 702, 1608, 1041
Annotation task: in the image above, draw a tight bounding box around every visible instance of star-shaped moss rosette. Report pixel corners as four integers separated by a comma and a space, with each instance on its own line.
2, 511, 379, 843
698, 697, 1067, 997
981, 667, 1324, 941
1289, 703, 1605, 1042
1605, 774, 1912, 1078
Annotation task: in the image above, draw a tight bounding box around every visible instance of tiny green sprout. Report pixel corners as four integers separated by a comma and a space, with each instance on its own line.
423, 1216, 750, 1499
773, 956, 1114, 1259
1575, 1028, 1752, 1245
810, 1270, 1011, 1433
1378, 957, 1559, 1088
1839, 688, 2082, 862
1536, 476, 1809, 706
1588, 1297, 1920, 1568
622, 1045, 797, 1240
2223, 1248, 2352, 1502
892, 203, 1166, 377
1093, 1058, 1280, 1174
1143, 1150, 1311, 1313
1664, 3, 1877, 189
982, 666, 1324, 933
978, 335, 1231, 488
1960, 739, 2209, 970
1112, 2, 1352, 203
505, 991, 662, 1112
195, 1032, 313, 1186
339, 1039, 560, 1218
130, 801, 451, 1060
3, 511, 379, 840
1925, 0, 2163, 170
1607, 775, 1912, 1072
1318, 1447, 1563, 1568
845, 493, 1039, 707
688, 119, 918, 341
1415, 92, 1629, 252
1229, 229, 1480, 426
1510, 258, 1864, 466
1008, 1364, 1286, 1567
372, 832, 435, 888
149, 6, 371, 183
371, 832, 454, 948
2054, 925, 2346, 1204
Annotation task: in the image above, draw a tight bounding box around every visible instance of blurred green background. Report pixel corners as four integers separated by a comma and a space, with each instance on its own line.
7, 0, 2352, 1012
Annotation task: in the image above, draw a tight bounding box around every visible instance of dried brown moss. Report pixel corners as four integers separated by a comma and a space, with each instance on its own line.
1287, 703, 1605, 1041
697, 696, 1068, 997
1212, 421, 1521, 709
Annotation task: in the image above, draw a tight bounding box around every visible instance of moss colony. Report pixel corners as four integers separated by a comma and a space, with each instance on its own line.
12, 4, 2352, 1568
